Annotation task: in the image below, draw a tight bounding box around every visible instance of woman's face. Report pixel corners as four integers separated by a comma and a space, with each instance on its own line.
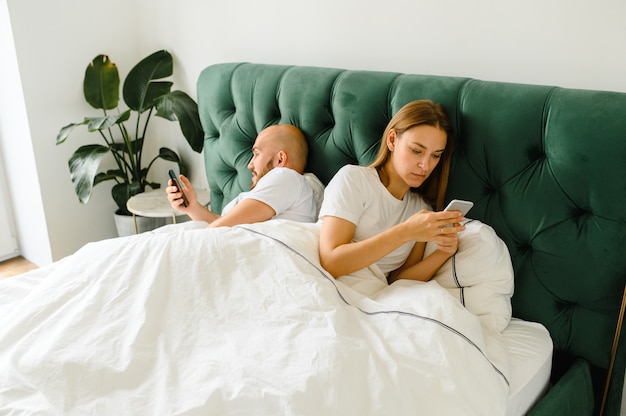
387, 125, 447, 189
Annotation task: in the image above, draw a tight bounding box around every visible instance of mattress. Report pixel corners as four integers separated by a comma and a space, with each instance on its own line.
504, 318, 553, 415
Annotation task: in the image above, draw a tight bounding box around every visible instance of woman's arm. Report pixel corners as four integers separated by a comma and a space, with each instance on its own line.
319, 210, 464, 278
388, 234, 458, 283
319, 216, 413, 278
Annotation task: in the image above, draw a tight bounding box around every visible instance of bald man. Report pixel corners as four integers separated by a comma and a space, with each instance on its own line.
167, 124, 317, 228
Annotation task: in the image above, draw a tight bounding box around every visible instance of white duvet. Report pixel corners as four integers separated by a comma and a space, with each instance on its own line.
0, 220, 509, 415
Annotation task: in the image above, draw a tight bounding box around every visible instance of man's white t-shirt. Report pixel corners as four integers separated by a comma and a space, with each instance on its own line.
222, 167, 317, 223
318, 165, 431, 274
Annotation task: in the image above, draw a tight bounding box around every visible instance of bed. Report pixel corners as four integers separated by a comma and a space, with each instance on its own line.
1, 62, 624, 415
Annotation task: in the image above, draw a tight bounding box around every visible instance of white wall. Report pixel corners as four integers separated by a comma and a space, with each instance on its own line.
141, 0, 626, 93
0, 0, 51, 265
4, 0, 143, 263
0, 152, 19, 261
4, 0, 626, 263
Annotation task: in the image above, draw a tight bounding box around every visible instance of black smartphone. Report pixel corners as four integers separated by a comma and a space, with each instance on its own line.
168, 169, 188, 207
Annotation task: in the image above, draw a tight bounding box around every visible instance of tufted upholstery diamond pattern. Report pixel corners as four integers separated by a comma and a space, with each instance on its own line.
197, 63, 626, 414
198, 63, 468, 212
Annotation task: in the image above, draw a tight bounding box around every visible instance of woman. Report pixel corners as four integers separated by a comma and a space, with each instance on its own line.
318, 100, 465, 294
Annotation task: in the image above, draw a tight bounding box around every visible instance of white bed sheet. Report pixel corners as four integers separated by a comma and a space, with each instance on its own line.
504, 318, 553, 415
0, 220, 551, 415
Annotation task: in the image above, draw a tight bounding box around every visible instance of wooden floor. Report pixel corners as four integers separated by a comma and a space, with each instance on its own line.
0, 256, 38, 280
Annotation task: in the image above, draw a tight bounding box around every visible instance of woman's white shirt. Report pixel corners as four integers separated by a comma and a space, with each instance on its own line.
318, 165, 430, 275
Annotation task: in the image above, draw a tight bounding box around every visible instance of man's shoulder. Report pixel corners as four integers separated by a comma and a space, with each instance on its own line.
260, 167, 304, 184
251, 168, 308, 197
272, 166, 300, 175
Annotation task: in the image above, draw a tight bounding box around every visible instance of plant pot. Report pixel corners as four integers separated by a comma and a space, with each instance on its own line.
114, 211, 167, 237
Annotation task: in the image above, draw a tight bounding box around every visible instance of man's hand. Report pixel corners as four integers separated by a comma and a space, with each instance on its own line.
166, 174, 197, 213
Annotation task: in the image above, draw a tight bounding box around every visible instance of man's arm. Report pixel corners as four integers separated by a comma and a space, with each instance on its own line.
167, 175, 221, 223
209, 198, 275, 228
167, 174, 278, 227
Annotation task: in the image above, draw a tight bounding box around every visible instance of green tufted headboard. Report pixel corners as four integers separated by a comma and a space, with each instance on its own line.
197, 62, 626, 415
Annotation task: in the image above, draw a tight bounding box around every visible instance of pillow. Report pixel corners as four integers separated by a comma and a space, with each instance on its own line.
303, 173, 325, 218
423, 219, 514, 332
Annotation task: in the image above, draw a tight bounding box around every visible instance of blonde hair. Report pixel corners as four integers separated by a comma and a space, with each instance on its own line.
370, 100, 453, 210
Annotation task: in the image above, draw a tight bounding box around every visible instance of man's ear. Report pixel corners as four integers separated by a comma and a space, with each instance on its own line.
276, 150, 287, 167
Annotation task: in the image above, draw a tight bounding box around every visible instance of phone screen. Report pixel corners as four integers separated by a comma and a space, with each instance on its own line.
443, 199, 473, 216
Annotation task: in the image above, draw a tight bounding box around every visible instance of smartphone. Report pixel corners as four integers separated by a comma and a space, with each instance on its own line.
168, 169, 188, 207
443, 199, 474, 216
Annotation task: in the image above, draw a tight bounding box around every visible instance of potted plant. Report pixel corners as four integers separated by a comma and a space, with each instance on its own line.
56, 50, 204, 234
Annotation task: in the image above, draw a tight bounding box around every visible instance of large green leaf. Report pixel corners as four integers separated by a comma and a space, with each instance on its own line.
142, 148, 185, 185
157, 147, 181, 163
84, 55, 120, 110
86, 110, 131, 132
94, 170, 126, 186
56, 120, 89, 145
155, 91, 204, 152
123, 50, 173, 113
112, 181, 143, 214
68, 144, 110, 203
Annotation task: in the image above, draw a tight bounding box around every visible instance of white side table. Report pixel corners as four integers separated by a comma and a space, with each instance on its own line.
126, 188, 211, 234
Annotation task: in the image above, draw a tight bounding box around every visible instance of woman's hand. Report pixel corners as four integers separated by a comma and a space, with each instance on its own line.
389, 210, 464, 283
434, 233, 459, 255
402, 209, 465, 242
